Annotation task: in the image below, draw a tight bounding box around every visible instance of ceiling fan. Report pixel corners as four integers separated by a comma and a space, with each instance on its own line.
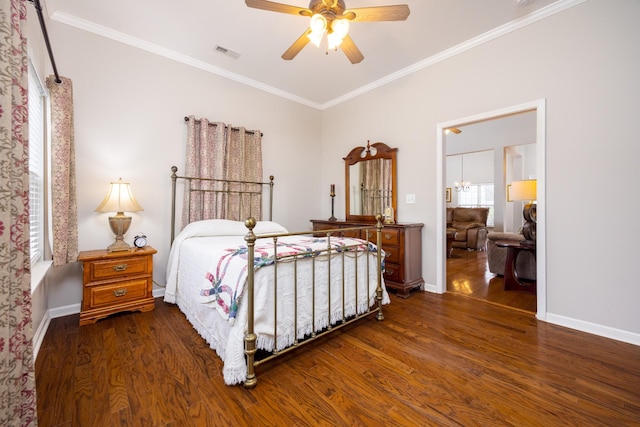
245, 0, 410, 64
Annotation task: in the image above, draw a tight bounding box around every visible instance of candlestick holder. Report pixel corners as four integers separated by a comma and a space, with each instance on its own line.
329, 192, 337, 221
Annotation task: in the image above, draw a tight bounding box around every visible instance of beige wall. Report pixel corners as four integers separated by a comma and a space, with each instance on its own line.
321, 0, 640, 339
36, 0, 640, 344
43, 16, 324, 311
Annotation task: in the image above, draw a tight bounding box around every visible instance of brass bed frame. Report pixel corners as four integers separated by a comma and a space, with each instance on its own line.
170, 166, 385, 388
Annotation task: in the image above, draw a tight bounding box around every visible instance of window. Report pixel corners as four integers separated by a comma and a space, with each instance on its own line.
458, 183, 495, 227
28, 62, 47, 266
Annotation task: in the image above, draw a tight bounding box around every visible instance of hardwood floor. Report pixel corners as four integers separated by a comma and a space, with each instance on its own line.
36, 292, 640, 426
447, 247, 537, 313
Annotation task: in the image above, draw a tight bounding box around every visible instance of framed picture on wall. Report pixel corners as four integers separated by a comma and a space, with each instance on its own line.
445, 188, 452, 203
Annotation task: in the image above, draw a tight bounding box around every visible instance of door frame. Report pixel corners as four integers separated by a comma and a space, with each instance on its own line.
435, 99, 547, 320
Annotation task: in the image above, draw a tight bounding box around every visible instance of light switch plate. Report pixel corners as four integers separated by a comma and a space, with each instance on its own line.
406, 194, 416, 204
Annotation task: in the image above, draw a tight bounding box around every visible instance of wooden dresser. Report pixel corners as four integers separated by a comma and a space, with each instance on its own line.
78, 246, 157, 326
310, 220, 424, 298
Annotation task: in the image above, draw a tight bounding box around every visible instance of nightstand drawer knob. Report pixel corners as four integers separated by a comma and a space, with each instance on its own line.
113, 289, 128, 297
113, 263, 128, 272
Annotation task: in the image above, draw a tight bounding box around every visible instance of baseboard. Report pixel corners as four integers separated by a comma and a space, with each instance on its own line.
545, 313, 640, 346
32, 311, 51, 360
33, 289, 166, 360
422, 282, 441, 293
422, 287, 638, 346
49, 302, 82, 319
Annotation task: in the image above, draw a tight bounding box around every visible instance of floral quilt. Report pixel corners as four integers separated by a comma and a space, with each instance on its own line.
199, 236, 379, 322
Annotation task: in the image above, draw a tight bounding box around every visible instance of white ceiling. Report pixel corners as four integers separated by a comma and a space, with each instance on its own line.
44, 0, 566, 109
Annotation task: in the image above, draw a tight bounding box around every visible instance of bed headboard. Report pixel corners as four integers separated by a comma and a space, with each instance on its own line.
170, 166, 274, 244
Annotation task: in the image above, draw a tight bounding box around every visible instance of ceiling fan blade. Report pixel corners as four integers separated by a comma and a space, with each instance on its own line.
346, 5, 410, 22
282, 28, 312, 60
340, 34, 364, 64
245, 0, 312, 16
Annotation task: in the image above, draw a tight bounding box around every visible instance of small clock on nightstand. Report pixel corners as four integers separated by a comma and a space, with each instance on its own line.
133, 233, 147, 248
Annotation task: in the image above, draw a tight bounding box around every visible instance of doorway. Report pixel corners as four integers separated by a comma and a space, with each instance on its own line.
435, 100, 547, 320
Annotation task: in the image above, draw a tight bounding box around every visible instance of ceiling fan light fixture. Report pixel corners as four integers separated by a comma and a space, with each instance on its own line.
307, 30, 323, 47
327, 31, 342, 49
245, 0, 410, 64
331, 18, 349, 39
309, 13, 327, 33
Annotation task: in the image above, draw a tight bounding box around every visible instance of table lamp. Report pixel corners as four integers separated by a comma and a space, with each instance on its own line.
507, 179, 537, 244
95, 178, 143, 252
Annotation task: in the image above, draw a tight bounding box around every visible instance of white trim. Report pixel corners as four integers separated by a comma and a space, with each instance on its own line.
33, 290, 166, 358
32, 310, 51, 359
30, 260, 52, 292
50, 11, 322, 110
324, 0, 584, 109
546, 313, 640, 346
152, 287, 165, 298
49, 302, 81, 319
435, 99, 547, 321
50, 0, 585, 110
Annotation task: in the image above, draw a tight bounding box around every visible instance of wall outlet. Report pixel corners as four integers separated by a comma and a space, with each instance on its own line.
406, 194, 416, 204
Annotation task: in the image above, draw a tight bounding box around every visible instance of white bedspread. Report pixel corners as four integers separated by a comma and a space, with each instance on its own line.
164, 220, 390, 385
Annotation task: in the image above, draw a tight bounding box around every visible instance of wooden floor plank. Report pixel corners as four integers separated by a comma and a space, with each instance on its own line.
36, 288, 640, 426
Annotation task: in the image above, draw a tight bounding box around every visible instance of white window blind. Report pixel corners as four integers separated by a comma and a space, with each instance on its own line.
28, 65, 46, 265
458, 183, 495, 227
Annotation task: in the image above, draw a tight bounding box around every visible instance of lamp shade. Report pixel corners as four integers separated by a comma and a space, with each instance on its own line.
95, 178, 143, 213
508, 179, 537, 202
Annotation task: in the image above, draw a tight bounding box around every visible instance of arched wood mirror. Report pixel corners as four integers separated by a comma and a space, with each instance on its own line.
344, 141, 398, 223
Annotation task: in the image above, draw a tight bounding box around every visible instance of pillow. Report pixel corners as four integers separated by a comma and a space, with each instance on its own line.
253, 221, 288, 236
179, 219, 247, 239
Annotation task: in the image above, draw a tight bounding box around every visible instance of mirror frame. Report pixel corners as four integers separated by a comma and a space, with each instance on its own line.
344, 141, 398, 223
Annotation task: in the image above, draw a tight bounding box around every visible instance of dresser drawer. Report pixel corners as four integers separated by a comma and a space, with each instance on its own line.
340, 228, 363, 239
381, 245, 399, 264
90, 255, 149, 281
369, 228, 399, 246
87, 278, 150, 309
383, 262, 401, 283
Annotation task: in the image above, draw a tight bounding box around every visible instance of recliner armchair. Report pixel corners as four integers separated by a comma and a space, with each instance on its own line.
446, 207, 489, 251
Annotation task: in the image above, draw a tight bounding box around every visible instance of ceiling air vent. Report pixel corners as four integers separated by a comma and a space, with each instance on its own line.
214, 45, 241, 59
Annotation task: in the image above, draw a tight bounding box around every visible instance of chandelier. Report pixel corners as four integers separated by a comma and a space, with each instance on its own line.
454, 154, 471, 192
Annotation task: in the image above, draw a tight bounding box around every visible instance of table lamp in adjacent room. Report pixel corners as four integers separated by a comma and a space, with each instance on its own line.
95, 178, 143, 252
507, 179, 537, 245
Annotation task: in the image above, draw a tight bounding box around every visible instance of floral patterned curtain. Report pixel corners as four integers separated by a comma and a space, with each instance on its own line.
182, 117, 262, 227
0, 0, 38, 424
46, 76, 78, 266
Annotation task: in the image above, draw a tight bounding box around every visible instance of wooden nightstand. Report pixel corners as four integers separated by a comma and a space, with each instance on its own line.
78, 246, 157, 326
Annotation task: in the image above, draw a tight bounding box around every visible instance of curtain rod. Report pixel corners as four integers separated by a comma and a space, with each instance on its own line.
184, 116, 263, 137
29, 0, 61, 84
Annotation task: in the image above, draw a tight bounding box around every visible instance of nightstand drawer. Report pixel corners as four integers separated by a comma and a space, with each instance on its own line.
90, 256, 149, 281
87, 278, 150, 309
78, 246, 157, 325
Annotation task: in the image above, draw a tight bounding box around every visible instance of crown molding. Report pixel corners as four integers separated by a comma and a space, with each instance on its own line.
49, 11, 323, 110
51, 0, 584, 111
321, 0, 586, 109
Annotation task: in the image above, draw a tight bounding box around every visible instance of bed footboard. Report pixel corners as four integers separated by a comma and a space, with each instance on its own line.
242, 215, 385, 388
